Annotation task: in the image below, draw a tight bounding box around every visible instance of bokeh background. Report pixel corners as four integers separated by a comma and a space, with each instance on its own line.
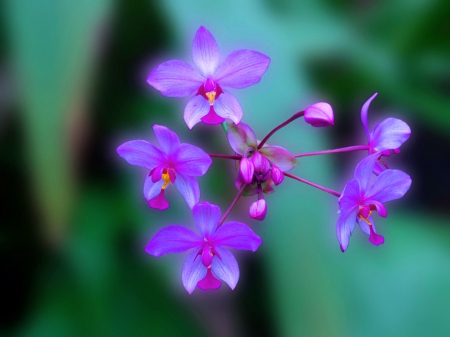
2, 0, 450, 336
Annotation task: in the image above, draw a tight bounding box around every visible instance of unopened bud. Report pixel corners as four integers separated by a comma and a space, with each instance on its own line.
304, 102, 334, 127
249, 199, 267, 221
271, 165, 284, 185
239, 157, 255, 184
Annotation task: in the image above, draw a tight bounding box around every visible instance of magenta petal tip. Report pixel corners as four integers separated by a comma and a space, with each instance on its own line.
249, 199, 267, 221
304, 102, 334, 127
148, 190, 170, 210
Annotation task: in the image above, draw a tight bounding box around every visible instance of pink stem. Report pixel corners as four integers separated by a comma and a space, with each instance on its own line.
218, 185, 246, 226
284, 172, 341, 197
257, 111, 305, 149
209, 153, 242, 160
294, 145, 369, 158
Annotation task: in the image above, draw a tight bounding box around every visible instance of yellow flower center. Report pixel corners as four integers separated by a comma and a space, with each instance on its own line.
205, 91, 216, 105
161, 171, 171, 190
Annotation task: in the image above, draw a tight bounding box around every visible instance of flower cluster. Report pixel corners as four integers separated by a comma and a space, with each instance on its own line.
117, 26, 412, 293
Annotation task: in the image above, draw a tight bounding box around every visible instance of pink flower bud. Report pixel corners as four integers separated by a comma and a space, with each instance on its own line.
304, 102, 334, 127
271, 165, 284, 185
239, 157, 255, 184
249, 199, 267, 221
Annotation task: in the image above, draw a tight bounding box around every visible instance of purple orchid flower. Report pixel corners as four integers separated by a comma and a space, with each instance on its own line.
146, 202, 262, 293
227, 122, 298, 220
361, 93, 411, 174
116, 125, 212, 210
147, 26, 270, 129
337, 153, 411, 252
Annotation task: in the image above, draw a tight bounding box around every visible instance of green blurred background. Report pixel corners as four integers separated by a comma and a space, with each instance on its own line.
2, 0, 450, 336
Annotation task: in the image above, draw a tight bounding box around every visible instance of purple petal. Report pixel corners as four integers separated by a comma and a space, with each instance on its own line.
147, 60, 204, 97
143, 176, 164, 201
213, 50, 270, 88
145, 225, 202, 257
201, 106, 225, 124
227, 122, 257, 154
366, 169, 412, 203
211, 247, 239, 290
193, 202, 221, 238
174, 173, 200, 209
336, 209, 358, 252
339, 179, 361, 211
370, 118, 411, 152
212, 221, 262, 251
152, 125, 180, 154
172, 143, 212, 177
148, 189, 169, 210
259, 146, 298, 171
117, 140, 165, 169
354, 153, 380, 191
213, 92, 243, 125
192, 26, 220, 78
184, 95, 210, 129
182, 250, 207, 294
361, 93, 378, 140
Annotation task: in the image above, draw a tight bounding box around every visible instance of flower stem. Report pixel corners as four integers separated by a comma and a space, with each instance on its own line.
284, 172, 341, 197
294, 145, 369, 158
221, 121, 228, 134
218, 185, 246, 226
257, 111, 305, 149
209, 153, 242, 160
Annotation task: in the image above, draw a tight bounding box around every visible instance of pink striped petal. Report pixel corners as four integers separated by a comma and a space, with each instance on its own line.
259, 146, 298, 171
336, 209, 358, 252
174, 173, 200, 209
213, 50, 270, 88
213, 92, 243, 125
227, 122, 257, 154
172, 143, 212, 177
370, 118, 411, 152
152, 125, 180, 154
211, 247, 239, 290
147, 60, 204, 97
145, 225, 202, 257
184, 95, 210, 129
212, 221, 262, 251
193, 202, 221, 238
182, 250, 207, 294
366, 169, 411, 204
116, 140, 166, 169
192, 26, 220, 78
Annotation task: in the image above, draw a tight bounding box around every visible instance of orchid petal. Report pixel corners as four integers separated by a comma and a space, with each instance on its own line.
212, 221, 262, 251
366, 169, 412, 203
213, 50, 270, 88
182, 250, 207, 294
211, 247, 239, 290
143, 176, 164, 201
259, 146, 298, 171
184, 95, 210, 129
339, 179, 361, 211
145, 225, 202, 257
146, 60, 204, 97
152, 125, 180, 154
354, 153, 380, 191
116, 140, 165, 169
227, 122, 257, 154
193, 202, 221, 238
173, 143, 212, 176
336, 208, 358, 252
174, 173, 200, 209
213, 92, 243, 125
192, 26, 220, 78
370, 118, 411, 152
361, 93, 378, 140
